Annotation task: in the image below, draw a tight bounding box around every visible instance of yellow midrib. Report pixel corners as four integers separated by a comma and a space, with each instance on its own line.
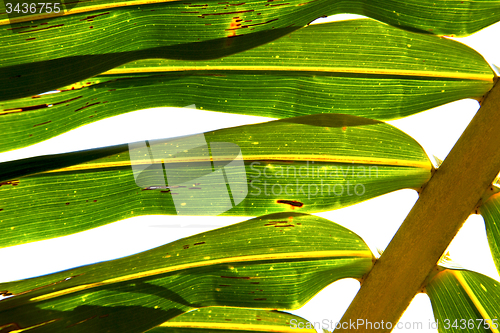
104, 66, 493, 82
29, 250, 372, 302
158, 321, 317, 332
42, 154, 432, 174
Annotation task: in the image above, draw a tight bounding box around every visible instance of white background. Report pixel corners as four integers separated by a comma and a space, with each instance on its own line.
0, 14, 499, 333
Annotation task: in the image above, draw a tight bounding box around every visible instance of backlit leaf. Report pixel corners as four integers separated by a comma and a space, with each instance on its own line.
0, 19, 494, 152
478, 188, 500, 275
148, 307, 324, 333
0, 213, 373, 333
1, 0, 499, 101
425, 267, 500, 333
0, 114, 432, 247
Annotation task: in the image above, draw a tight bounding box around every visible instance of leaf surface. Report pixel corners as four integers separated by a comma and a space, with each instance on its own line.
0, 114, 432, 247
426, 267, 500, 333
148, 307, 324, 333
1, 0, 499, 101
478, 189, 500, 275
0, 213, 373, 333
0, 19, 494, 152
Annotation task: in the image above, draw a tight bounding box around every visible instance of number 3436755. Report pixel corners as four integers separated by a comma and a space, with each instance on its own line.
6, 2, 61, 14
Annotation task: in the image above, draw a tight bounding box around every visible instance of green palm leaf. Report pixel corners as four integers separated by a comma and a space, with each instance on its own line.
148, 307, 324, 333
425, 267, 500, 333
0, 114, 432, 248
0, 19, 494, 152
0, 212, 373, 333
1, 0, 499, 102
478, 188, 500, 275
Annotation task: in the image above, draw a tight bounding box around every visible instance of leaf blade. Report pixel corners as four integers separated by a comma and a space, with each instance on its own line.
148, 307, 320, 333
0, 114, 432, 248
478, 191, 500, 275
426, 268, 500, 333
1, 19, 494, 152
0, 213, 373, 333
1, 0, 499, 101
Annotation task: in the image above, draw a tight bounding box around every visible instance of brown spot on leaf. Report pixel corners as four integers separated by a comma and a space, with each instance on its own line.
194, 242, 205, 245
0, 180, 20, 187
74, 102, 100, 112
53, 96, 84, 105
80, 12, 110, 21
33, 120, 51, 127
226, 16, 241, 40
2, 103, 48, 116
276, 200, 303, 208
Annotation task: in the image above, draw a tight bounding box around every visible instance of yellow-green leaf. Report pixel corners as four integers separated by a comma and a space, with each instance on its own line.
0, 114, 432, 248
0, 19, 494, 152
148, 307, 323, 333
478, 189, 500, 275
1, 0, 499, 101
426, 267, 500, 333
0, 213, 373, 333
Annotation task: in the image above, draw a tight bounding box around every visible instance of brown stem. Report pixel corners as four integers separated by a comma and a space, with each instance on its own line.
336, 80, 500, 332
